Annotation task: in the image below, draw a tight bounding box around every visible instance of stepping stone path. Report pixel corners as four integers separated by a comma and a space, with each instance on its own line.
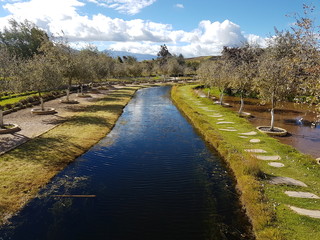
268, 162, 285, 168
244, 149, 267, 153
289, 206, 320, 219
250, 139, 261, 143
253, 155, 281, 161
186, 98, 320, 221
269, 176, 307, 187
216, 121, 234, 125
285, 191, 320, 199
238, 131, 257, 136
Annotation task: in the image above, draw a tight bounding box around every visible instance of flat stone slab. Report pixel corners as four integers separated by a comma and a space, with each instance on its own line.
209, 115, 223, 118
216, 121, 234, 125
269, 176, 307, 187
253, 155, 281, 161
250, 139, 261, 143
285, 191, 320, 199
239, 136, 248, 139
268, 162, 285, 168
289, 205, 320, 218
238, 131, 257, 136
219, 128, 238, 132
245, 149, 267, 153
217, 118, 225, 121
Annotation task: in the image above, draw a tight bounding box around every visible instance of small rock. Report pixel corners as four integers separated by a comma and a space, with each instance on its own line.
216, 121, 234, 125
253, 155, 281, 161
285, 191, 320, 199
244, 149, 267, 153
268, 162, 285, 168
238, 131, 257, 136
289, 205, 320, 218
219, 128, 237, 132
269, 176, 307, 187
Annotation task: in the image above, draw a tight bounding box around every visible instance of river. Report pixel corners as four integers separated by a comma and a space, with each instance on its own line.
0, 86, 253, 240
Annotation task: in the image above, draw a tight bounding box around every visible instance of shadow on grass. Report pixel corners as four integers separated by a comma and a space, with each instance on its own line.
68, 115, 112, 128
85, 104, 124, 113
7, 135, 84, 166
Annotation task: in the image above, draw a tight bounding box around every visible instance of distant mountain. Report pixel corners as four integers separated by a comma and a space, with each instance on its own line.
104, 50, 157, 61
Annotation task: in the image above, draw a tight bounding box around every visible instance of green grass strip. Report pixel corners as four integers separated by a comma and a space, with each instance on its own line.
172, 85, 320, 240
0, 87, 140, 224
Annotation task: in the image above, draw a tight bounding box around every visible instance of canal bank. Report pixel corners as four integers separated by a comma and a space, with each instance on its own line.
0, 86, 140, 226
172, 85, 320, 240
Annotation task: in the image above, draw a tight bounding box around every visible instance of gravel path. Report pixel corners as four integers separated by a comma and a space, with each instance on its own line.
0, 90, 110, 155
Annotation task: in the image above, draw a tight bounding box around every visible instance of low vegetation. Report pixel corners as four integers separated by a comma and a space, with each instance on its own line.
172, 85, 320, 240
0, 87, 139, 225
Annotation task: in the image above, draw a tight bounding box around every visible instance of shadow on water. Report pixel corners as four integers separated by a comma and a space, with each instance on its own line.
0, 86, 254, 240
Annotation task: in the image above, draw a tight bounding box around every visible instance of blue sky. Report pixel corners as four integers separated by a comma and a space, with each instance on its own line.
0, 0, 318, 57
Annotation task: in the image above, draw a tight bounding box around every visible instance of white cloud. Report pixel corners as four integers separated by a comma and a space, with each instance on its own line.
90, 0, 157, 15
0, 0, 266, 57
175, 3, 184, 8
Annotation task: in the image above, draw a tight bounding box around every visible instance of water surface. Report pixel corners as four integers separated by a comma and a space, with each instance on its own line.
0, 86, 252, 240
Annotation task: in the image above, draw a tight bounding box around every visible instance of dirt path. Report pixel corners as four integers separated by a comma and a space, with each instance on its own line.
0, 90, 111, 155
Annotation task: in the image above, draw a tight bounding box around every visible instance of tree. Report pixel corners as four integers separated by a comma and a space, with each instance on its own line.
222, 44, 263, 115
255, 31, 300, 131
0, 19, 49, 59
157, 44, 172, 58
289, 4, 320, 123
0, 46, 19, 127
19, 53, 63, 111
167, 57, 183, 80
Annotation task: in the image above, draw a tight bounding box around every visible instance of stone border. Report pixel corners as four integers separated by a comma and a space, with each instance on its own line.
256, 126, 288, 136
0, 124, 20, 134
31, 107, 56, 115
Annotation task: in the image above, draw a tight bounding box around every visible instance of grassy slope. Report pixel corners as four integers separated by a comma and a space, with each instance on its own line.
172, 85, 320, 240
0, 87, 139, 224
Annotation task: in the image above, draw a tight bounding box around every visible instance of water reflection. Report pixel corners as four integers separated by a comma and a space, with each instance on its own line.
222, 95, 320, 158
0, 86, 253, 240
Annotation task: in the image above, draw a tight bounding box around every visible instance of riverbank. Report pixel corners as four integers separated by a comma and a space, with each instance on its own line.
0, 86, 140, 225
172, 85, 320, 240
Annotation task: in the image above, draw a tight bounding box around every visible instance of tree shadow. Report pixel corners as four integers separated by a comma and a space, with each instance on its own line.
84, 104, 124, 113
68, 115, 112, 128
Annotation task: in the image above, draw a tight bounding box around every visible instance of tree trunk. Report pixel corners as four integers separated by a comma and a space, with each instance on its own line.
270, 93, 275, 131
238, 94, 244, 115
40, 97, 44, 111
207, 89, 210, 98
219, 92, 224, 105
270, 108, 275, 131
80, 85, 83, 95
66, 88, 70, 102
39, 92, 44, 111
0, 110, 4, 128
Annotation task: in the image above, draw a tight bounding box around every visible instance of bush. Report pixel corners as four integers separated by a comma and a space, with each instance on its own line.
4, 103, 13, 110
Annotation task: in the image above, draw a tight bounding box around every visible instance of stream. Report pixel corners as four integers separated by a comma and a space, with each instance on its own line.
0, 86, 253, 240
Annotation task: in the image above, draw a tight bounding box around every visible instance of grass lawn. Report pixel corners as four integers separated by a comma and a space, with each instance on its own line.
172, 84, 320, 240
0, 87, 140, 225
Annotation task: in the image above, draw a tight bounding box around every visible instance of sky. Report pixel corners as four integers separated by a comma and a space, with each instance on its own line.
0, 0, 319, 57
